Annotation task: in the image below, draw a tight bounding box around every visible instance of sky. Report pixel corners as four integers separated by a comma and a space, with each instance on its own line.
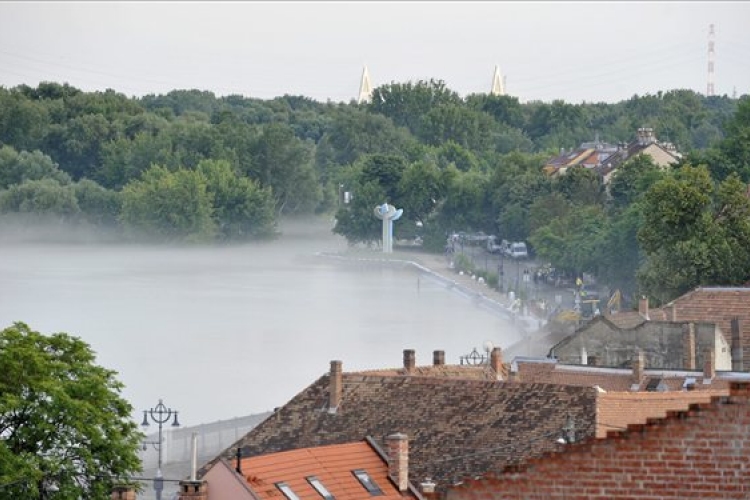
1, 1, 749, 104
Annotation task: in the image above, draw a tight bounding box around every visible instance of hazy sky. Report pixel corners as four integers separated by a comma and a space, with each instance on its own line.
1, 1, 749, 104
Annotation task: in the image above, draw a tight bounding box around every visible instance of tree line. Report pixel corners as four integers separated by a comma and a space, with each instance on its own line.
0, 80, 749, 303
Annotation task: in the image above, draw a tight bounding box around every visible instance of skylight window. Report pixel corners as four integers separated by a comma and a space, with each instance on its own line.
352, 469, 383, 496
307, 476, 334, 500
275, 482, 300, 500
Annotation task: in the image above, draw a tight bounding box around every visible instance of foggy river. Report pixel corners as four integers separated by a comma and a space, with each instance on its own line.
0, 218, 520, 426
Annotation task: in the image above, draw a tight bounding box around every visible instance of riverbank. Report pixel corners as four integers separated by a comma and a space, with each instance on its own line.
321, 245, 547, 337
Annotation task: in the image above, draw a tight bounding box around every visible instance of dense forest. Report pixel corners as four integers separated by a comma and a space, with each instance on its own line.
1, 80, 749, 304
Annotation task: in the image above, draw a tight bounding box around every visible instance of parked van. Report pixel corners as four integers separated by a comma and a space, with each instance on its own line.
507, 241, 528, 259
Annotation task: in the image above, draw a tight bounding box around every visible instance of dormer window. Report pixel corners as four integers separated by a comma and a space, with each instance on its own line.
352, 469, 383, 496
307, 476, 334, 500
275, 482, 300, 500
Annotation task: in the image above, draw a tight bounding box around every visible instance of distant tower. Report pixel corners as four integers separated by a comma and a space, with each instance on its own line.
490, 65, 505, 96
358, 66, 373, 104
707, 24, 715, 97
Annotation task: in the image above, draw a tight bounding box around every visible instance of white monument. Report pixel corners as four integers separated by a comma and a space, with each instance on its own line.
373, 203, 403, 253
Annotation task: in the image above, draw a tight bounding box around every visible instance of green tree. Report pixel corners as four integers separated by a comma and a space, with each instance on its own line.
120, 165, 216, 242
0, 146, 71, 189
397, 159, 444, 226
529, 205, 608, 277
73, 179, 122, 227
249, 123, 320, 215
197, 159, 276, 239
332, 180, 386, 246
0, 322, 142, 499
359, 154, 408, 203
637, 166, 750, 303
0, 179, 80, 217
417, 104, 496, 152
553, 166, 603, 206
608, 154, 665, 210
368, 79, 461, 135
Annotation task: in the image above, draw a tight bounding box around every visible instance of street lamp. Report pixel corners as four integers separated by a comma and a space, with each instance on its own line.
141, 399, 180, 500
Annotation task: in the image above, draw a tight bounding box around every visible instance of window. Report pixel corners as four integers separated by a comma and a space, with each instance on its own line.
352, 469, 383, 496
306, 476, 334, 500
275, 482, 300, 500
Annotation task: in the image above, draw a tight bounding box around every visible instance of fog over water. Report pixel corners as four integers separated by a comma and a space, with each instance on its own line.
0, 217, 520, 426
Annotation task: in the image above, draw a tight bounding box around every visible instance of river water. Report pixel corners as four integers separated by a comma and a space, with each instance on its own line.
0, 217, 520, 426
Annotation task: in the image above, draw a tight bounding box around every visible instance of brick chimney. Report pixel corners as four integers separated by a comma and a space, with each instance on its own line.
178, 480, 207, 500
638, 296, 649, 320
403, 349, 416, 373
731, 317, 743, 372
631, 350, 645, 387
683, 323, 696, 370
433, 350, 445, 366
111, 486, 136, 500
386, 433, 409, 492
329, 360, 342, 412
490, 347, 503, 379
703, 347, 716, 380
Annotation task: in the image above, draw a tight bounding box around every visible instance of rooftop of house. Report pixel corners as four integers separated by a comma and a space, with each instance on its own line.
596, 127, 681, 176
513, 356, 731, 393
201, 356, 599, 490
653, 287, 750, 367
230, 440, 414, 500
595, 390, 725, 438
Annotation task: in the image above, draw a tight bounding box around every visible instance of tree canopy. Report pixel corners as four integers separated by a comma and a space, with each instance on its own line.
0, 323, 142, 499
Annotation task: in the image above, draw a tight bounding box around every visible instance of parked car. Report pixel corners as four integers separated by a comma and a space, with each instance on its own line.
506, 241, 528, 259
486, 236, 503, 254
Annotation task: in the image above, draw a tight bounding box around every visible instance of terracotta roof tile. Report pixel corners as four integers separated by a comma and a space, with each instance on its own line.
596, 391, 727, 438
202, 371, 598, 489
237, 441, 410, 500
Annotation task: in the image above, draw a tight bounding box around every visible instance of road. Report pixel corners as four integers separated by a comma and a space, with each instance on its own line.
452, 242, 578, 313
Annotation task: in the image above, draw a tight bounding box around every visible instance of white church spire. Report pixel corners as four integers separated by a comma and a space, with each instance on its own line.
490, 65, 505, 96
358, 65, 373, 104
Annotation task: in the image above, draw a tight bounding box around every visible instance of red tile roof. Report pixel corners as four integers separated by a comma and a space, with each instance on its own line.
237, 441, 412, 500
201, 368, 598, 489
596, 390, 727, 438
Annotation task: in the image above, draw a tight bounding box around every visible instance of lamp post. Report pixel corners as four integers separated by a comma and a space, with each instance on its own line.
141, 399, 180, 500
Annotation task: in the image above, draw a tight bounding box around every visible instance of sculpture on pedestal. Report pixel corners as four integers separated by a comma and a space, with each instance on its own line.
373, 203, 403, 253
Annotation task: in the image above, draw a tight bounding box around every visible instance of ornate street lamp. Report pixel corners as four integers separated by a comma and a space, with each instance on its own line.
141, 399, 180, 500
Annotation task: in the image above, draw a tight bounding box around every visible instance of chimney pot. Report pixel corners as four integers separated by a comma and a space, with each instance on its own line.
403, 349, 416, 373
638, 296, 650, 320
420, 478, 436, 495
110, 486, 137, 500
177, 480, 208, 500
433, 350, 445, 366
490, 347, 503, 379
329, 360, 343, 411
